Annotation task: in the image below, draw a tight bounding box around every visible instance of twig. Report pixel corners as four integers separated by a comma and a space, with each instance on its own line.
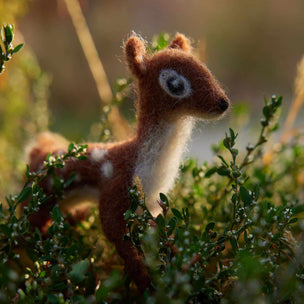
63, 0, 131, 140
259, 237, 293, 263
182, 253, 201, 272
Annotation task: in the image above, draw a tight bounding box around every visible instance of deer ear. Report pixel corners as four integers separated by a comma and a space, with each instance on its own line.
169, 33, 192, 53
125, 36, 147, 78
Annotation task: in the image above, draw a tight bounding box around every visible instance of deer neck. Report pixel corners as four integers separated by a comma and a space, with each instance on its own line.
134, 115, 194, 217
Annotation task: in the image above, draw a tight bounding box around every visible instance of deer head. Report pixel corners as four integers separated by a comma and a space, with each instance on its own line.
125, 33, 230, 124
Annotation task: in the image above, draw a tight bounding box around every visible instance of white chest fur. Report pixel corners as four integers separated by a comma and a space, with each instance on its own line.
134, 118, 194, 217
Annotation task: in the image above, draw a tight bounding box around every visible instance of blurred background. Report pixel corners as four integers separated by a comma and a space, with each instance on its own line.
0, 0, 304, 197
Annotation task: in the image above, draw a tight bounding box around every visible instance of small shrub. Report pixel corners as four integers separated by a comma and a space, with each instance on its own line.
125, 96, 304, 303
1, 32, 304, 303
0, 23, 49, 200
1, 95, 304, 303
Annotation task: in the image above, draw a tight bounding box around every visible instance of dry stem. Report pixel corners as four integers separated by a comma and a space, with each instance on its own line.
63, 0, 131, 140
280, 55, 304, 143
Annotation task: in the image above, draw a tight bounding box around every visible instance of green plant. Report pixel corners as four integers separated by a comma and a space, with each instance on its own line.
123, 96, 304, 303
0, 23, 49, 201
0, 143, 108, 303
1, 95, 304, 303
0, 24, 23, 74
1, 33, 304, 303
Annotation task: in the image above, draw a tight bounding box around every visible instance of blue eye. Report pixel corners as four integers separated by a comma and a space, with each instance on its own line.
159, 69, 192, 99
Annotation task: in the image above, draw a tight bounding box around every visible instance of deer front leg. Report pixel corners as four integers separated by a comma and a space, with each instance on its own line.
99, 192, 151, 292
116, 238, 151, 292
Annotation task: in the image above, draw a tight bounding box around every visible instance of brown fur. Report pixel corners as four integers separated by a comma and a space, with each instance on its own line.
26, 33, 230, 291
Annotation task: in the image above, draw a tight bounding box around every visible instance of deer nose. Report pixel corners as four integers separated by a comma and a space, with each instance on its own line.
219, 98, 229, 112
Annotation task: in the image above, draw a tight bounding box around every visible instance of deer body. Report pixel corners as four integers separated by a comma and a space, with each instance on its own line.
27, 33, 230, 291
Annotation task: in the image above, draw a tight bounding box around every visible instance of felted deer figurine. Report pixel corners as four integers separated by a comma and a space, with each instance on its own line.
27, 33, 230, 291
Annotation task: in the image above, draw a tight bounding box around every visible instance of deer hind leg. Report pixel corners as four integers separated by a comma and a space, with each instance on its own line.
25, 132, 100, 231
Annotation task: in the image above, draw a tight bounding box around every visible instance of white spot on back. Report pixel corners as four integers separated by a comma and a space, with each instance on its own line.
90, 148, 108, 162
101, 161, 113, 178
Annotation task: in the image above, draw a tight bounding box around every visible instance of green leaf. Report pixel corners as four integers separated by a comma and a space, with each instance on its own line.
17, 289, 26, 301
288, 218, 298, 224
96, 285, 109, 301
155, 214, 165, 230
217, 166, 230, 176
217, 236, 226, 244
50, 206, 62, 222
252, 184, 260, 201
244, 230, 248, 243
79, 144, 88, 151
124, 210, 132, 220
230, 237, 238, 252
159, 193, 169, 206
12, 43, 23, 54
47, 294, 58, 304
68, 142, 75, 153
239, 186, 252, 205
223, 137, 231, 149
96, 270, 122, 300
217, 155, 229, 167
217, 269, 231, 280
4, 25, 13, 45
292, 204, 304, 214
229, 128, 237, 140
46, 152, 52, 162
167, 216, 177, 235
152, 32, 170, 51
17, 187, 32, 203
39, 271, 46, 278
263, 106, 271, 119
205, 222, 215, 232
231, 148, 239, 156
0, 203, 5, 219
69, 260, 89, 284
204, 167, 217, 178
156, 33, 169, 50
232, 169, 241, 178
231, 193, 238, 204
0, 224, 12, 237
171, 208, 183, 220
275, 96, 282, 107
182, 208, 190, 225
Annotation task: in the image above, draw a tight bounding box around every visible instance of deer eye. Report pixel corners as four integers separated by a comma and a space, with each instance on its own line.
159, 69, 192, 99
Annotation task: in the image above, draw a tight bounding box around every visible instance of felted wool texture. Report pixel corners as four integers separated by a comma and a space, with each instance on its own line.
134, 117, 194, 217
25, 33, 230, 292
